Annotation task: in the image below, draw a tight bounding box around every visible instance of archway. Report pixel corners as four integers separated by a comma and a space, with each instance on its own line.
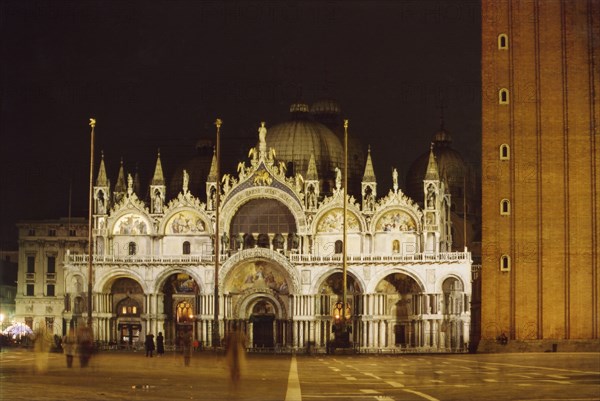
376, 273, 420, 346
162, 273, 200, 346
317, 272, 362, 347
249, 298, 277, 348
111, 278, 144, 347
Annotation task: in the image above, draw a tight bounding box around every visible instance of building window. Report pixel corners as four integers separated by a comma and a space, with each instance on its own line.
48, 229, 56, 236
47, 256, 56, 273
28, 229, 35, 236
498, 34, 508, 49
26, 284, 34, 296
334, 240, 343, 254
500, 199, 511, 215
69, 229, 76, 236
500, 255, 511, 271
128, 242, 137, 255
182, 241, 191, 255
27, 256, 35, 273
47, 284, 55, 296
499, 88, 509, 104
500, 144, 510, 160
45, 317, 54, 330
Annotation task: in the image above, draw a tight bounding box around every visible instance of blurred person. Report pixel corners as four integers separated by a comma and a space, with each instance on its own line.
62, 328, 77, 368
33, 326, 52, 373
182, 334, 192, 366
225, 323, 246, 383
77, 325, 94, 368
145, 332, 155, 357
156, 332, 164, 357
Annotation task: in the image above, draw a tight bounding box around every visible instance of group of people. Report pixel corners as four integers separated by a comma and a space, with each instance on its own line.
60, 326, 94, 368
144, 332, 164, 357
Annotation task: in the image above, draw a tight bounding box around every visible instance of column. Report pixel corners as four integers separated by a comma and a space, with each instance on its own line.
379, 320, 386, 348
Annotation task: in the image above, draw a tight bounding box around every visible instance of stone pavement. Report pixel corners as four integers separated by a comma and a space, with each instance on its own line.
0, 349, 598, 401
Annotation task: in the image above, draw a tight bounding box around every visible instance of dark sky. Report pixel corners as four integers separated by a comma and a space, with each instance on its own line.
0, 0, 481, 248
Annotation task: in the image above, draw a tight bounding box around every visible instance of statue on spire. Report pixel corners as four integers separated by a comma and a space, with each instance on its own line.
392, 168, 398, 193
258, 122, 267, 157
182, 169, 189, 194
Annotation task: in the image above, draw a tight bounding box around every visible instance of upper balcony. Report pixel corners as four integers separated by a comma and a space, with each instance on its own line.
66, 250, 471, 266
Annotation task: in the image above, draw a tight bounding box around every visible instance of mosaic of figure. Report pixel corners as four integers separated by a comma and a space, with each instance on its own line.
167, 212, 206, 234
226, 262, 289, 295
115, 214, 148, 235
317, 209, 360, 233
375, 210, 416, 232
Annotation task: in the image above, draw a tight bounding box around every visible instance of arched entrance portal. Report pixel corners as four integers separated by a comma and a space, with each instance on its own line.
223, 258, 292, 349
249, 298, 276, 348
375, 273, 420, 347
111, 278, 144, 348
162, 273, 199, 346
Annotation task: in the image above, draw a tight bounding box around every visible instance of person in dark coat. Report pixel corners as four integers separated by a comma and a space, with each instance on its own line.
156, 332, 164, 357
145, 333, 155, 357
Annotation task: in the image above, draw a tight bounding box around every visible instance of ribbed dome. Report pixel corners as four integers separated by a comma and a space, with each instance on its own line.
267, 104, 344, 182
405, 127, 472, 213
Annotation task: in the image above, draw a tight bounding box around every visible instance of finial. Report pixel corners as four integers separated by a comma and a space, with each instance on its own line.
215, 118, 222, 128
101, 150, 104, 159
157, 148, 161, 157
430, 142, 434, 151
89, 118, 96, 128
344, 119, 349, 129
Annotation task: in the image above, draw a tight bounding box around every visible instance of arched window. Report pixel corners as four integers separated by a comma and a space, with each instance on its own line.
392, 240, 400, 253
128, 242, 137, 255
498, 34, 508, 49
177, 301, 194, 323
500, 254, 511, 271
500, 199, 511, 215
500, 144, 510, 160
334, 240, 343, 254
499, 88, 509, 104
182, 241, 191, 255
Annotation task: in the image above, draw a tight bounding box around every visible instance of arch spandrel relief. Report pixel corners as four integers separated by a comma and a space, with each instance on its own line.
375, 210, 417, 232
165, 211, 207, 234
225, 261, 290, 296
316, 209, 360, 233
113, 213, 150, 235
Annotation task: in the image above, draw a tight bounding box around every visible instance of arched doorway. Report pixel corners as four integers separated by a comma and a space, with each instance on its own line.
223, 259, 292, 348
317, 272, 362, 347
249, 299, 276, 348
375, 273, 421, 347
162, 273, 200, 346
111, 278, 144, 347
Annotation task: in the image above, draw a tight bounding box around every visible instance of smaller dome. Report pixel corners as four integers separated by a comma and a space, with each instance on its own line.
433, 128, 452, 145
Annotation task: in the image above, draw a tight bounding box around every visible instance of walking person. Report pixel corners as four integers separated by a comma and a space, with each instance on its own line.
156, 332, 164, 357
62, 328, 77, 368
225, 322, 246, 384
77, 325, 94, 368
182, 334, 192, 366
145, 332, 155, 357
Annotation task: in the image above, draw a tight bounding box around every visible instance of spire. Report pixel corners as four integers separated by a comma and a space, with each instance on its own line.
151, 149, 165, 185
133, 165, 141, 195
362, 146, 376, 182
207, 147, 218, 182
114, 158, 126, 193
306, 153, 318, 180
425, 143, 440, 181
95, 151, 108, 186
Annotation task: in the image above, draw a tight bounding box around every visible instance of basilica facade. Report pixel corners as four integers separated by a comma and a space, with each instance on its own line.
53, 115, 473, 353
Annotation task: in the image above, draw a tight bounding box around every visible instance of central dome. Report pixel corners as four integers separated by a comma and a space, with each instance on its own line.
267, 103, 344, 183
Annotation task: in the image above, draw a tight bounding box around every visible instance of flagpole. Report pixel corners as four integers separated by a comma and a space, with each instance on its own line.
87, 118, 96, 327
213, 118, 222, 348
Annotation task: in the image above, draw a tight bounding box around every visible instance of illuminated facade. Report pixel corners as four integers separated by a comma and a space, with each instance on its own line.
48, 116, 473, 352
481, 0, 599, 349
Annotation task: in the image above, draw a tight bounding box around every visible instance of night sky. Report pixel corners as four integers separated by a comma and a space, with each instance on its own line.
0, 0, 481, 248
